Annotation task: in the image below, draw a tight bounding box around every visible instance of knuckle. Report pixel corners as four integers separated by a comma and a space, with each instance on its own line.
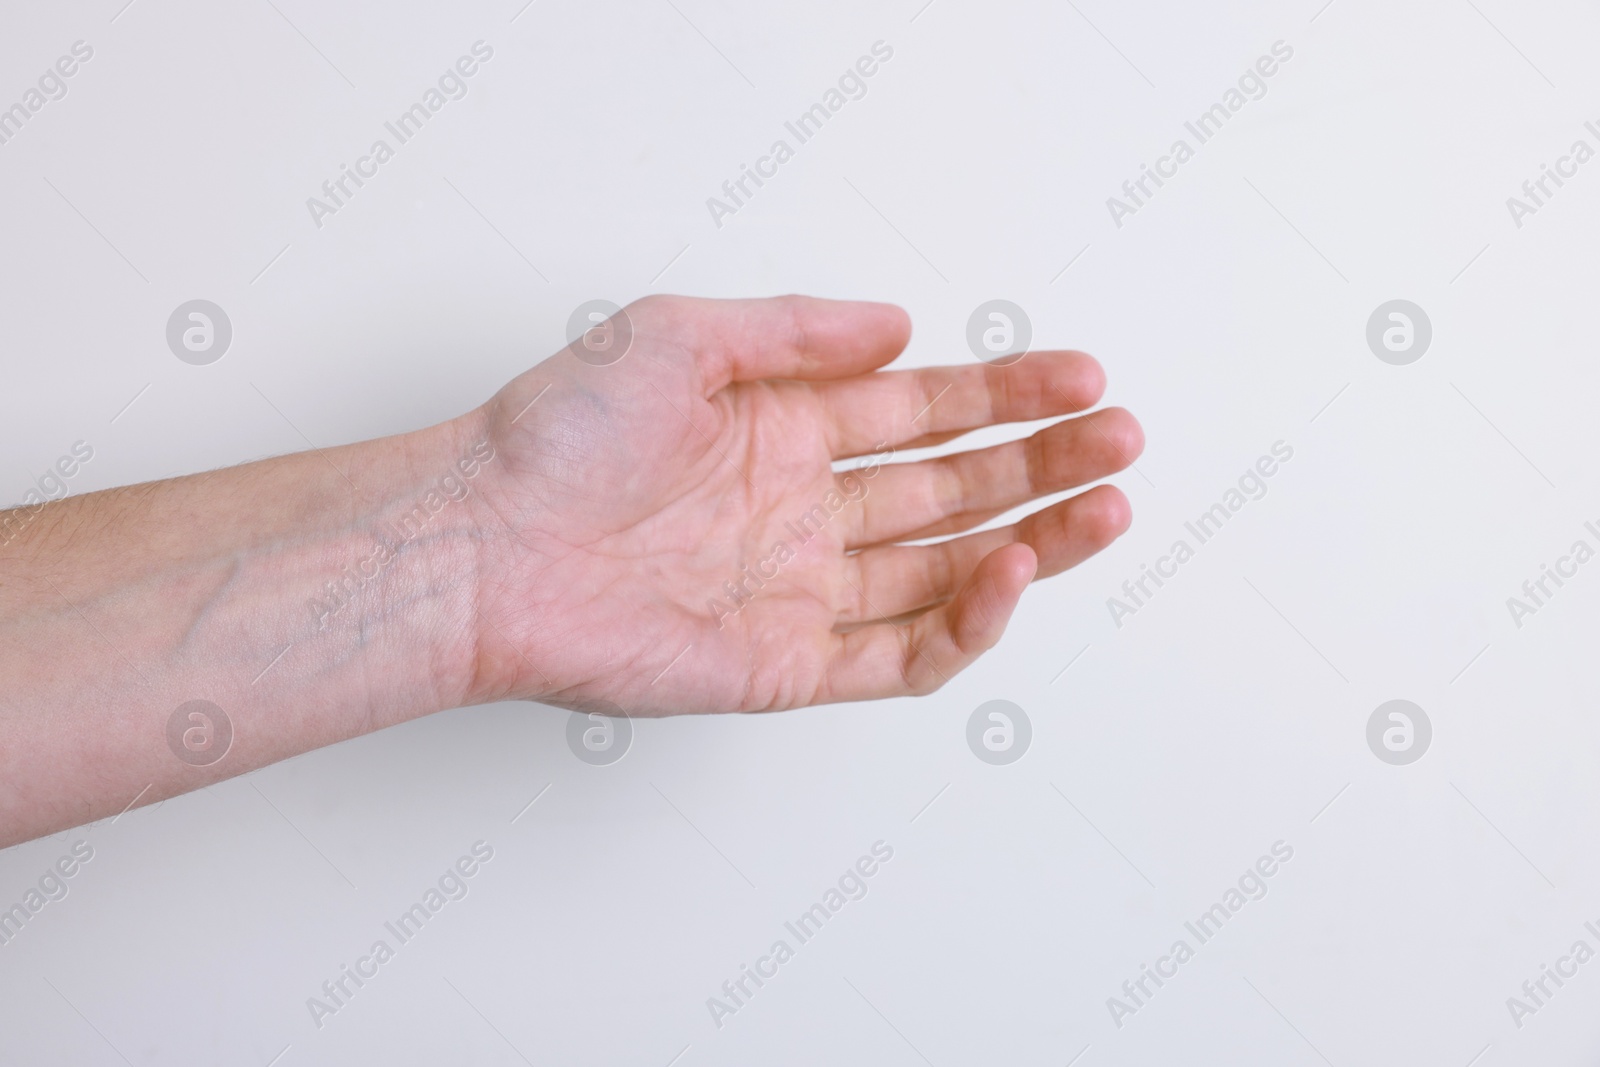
777, 296, 813, 359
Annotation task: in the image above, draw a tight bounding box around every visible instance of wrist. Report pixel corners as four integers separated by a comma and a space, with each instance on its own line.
226, 409, 496, 740
446, 386, 566, 711
311, 409, 495, 723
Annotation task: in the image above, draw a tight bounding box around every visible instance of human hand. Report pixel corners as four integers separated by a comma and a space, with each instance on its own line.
0, 293, 1141, 844
462, 295, 1143, 715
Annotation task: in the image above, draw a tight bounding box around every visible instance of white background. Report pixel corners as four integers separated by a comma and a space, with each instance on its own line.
3, 0, 1599, 1064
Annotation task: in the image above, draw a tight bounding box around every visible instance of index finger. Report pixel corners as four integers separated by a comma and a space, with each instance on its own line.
812, 350, 1106, 459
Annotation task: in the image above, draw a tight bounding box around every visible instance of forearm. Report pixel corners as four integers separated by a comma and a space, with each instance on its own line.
0, 409, 492, 847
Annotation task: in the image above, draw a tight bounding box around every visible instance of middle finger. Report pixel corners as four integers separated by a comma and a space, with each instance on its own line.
841, 407, 1143, 549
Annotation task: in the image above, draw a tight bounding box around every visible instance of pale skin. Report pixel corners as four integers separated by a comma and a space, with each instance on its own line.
0, 295, 1142, 848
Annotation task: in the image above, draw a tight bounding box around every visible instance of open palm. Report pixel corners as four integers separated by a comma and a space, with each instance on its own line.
465, 295, 1142, 716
